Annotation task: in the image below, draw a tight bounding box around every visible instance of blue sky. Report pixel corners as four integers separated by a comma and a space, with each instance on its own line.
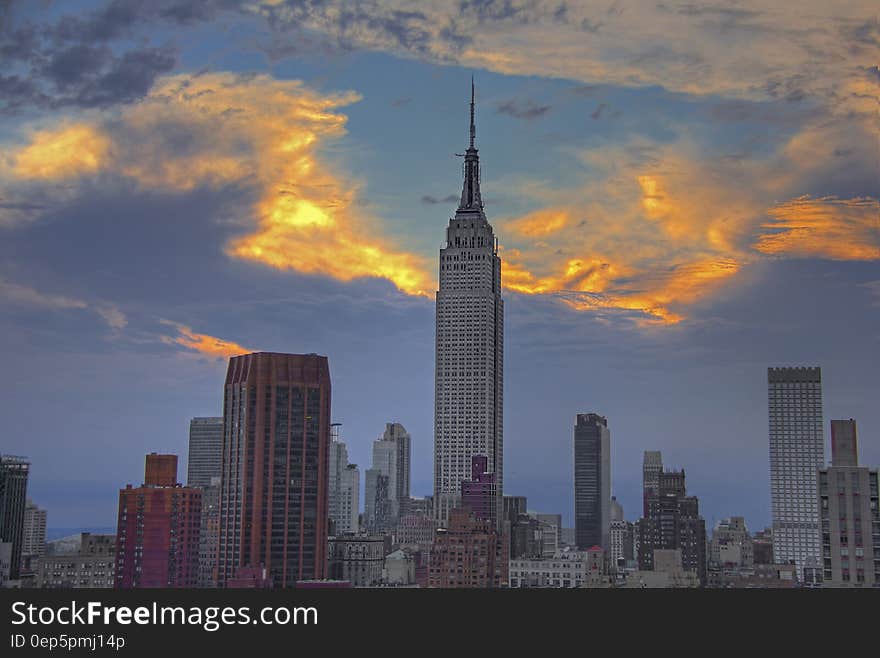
0, 0, 877, 531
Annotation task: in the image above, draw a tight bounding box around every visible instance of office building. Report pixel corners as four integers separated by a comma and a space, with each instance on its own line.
768, 366, 824, 579
0, 455, 29, 581
364, 469, 391, 535
434, 82, 504, 528
329, 425, 360, 536
187, 416, 223, 488
20, 499, 47, 572
217, 352, 331, 587
574, 414, 611, 550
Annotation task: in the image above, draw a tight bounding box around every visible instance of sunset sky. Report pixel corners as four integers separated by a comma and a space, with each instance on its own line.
1, 0, 877, 532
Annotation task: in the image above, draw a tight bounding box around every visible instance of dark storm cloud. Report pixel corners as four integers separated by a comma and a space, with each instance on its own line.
496, 98, 552, 120
0, 0, 245, 113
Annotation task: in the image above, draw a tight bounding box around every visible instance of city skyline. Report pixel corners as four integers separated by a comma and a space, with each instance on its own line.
0, 1, 877, 538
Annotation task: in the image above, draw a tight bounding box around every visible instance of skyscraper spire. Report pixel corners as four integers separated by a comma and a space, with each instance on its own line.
470, 75, 476, 149
459, 77, 483, 211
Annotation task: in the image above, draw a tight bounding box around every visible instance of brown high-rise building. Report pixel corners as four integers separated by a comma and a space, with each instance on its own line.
115, 454, 201, 588
217, 352, 331, 588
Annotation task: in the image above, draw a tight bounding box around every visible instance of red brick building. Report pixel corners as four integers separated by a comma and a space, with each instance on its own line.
428, 508, 508, 588
115, 454, 201, 588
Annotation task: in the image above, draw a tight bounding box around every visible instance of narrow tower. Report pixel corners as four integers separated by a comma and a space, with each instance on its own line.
433, 80, 504, 529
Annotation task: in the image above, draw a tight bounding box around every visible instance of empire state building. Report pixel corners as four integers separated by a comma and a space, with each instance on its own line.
434, 81, 504, 528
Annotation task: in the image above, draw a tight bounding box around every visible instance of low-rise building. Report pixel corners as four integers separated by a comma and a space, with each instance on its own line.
624, 549, 700, 588
36, 533, 116, 589
328, 536, 385, 587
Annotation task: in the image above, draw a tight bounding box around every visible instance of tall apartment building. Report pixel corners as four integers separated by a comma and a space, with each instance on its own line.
574, 414, 611, 550
819, 419, 880, 587
217, 352, 331, 587
637, 469, 707, 585
329, 424, 360, 536
379, 422, 412, 517
20, 499, 47, 572
609, 497, 634, 570
768, 366, 824, 579
364, 469, 391, 535
37, 533, 116, 589
187, 417, 223, 488
187, 417, 223, 589
0, 455, 30, 581
642, 451, 663, 517
434, 82, 504, 529
115, 454, 202, 588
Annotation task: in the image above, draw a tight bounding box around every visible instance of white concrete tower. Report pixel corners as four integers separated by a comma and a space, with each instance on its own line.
434, 79, 504, 528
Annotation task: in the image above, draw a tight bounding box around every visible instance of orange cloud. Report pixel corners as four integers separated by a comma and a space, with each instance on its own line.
160, 321, 252, 360
755, 196, 880, 261
8, 73, 434, 297
13, 124, 110, 180
505, 208, 569, 237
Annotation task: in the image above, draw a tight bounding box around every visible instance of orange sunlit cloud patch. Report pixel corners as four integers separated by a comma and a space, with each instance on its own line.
7, 73, 434, 297
13, 124, 110, 180
160, 321, 252, 360
755, 195, 880, 261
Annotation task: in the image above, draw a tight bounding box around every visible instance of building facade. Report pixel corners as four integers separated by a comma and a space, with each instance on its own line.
37, 533, 115, 589
574, 413, 611, 550
115, 454, 201, 588
364, 469, 391, 535
642, 451, 663, 518
637, 469, 707, 585
217, 352, 331, 587
509, 550, 593, 588
197, 477, 221, 588
0, 455, 30, 581
379, 422, 412, 517
21, 499, 47, 572
768, 366, 824, 578
434, 82, 504, 529
329, 425, 360, 536
328, 536, 386, 587
428, 508, 508, 588
819, 419, 880, 587
187, 417, 223, 488
461, 454, 497, 527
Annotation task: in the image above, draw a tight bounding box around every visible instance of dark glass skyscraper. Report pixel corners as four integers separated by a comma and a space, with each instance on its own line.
0, 455, 29, 581
574, 414, 611, 550
217, 352, 331, 588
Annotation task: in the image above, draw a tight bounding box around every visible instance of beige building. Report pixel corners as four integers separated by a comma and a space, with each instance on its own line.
819, 419, 879, 587
624, 549, 700, 588
510, 548, 595, 588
